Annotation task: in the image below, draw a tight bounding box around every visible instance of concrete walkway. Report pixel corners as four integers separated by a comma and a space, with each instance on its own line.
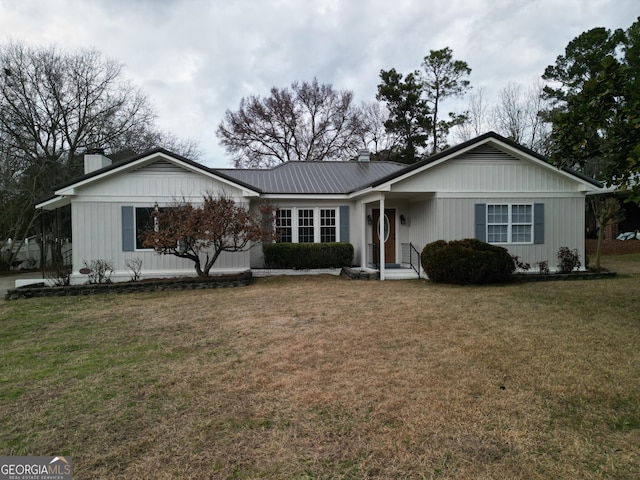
0, 272, 44, 301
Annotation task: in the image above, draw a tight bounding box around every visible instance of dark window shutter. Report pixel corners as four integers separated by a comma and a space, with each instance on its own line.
475, 203, 486, 242
122, 206, 135, 252
534, 203, 544, 244
339, 206, 350, 242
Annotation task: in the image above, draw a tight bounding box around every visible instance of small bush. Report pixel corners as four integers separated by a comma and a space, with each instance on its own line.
125, 258, 143, 282
537, 260, 549, 274
263, 242, 354, 269
557, 247, 581, 273
421, 238, 515, 284
512, 255, 531, 272
45, 265, 72, 286
83, 259, 114, 284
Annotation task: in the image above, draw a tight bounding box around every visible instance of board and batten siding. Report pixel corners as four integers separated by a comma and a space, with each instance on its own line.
73, 159, 247, 201
391, 146, 583, 194
71, 201, 251, 282
406, 196, 586, 270
388, 145, 590, 270
66, 158, 254, 281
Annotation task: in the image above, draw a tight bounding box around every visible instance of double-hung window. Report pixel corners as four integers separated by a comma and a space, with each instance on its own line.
320, 209, 336, 242
274, 207, 340, 243
298, 209, 315, 243
275, 209, 293, 243
487, 204, 532, 244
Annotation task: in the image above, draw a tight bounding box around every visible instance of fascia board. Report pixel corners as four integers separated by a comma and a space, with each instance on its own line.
260, 193, 350, 201
349, 191, 386, 203
36, 195, 70, 210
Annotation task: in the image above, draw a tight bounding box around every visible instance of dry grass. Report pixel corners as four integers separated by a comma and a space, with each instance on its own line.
1, 261, 640, 479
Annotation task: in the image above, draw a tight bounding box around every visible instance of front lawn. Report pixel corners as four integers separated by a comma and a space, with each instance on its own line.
1, 273, 639, 479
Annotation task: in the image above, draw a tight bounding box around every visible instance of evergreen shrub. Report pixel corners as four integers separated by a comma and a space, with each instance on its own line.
263, 242, 354, 269
421, 238, 515, 284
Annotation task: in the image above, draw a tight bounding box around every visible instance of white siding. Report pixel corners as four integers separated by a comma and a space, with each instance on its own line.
68, 159, 253, 282
71, 202, 249, 280
383, 145, 591, 270
405, 195, 586, 271
71, 202, 250, 282
73, 160, 246, 201
391, 147, 583, 194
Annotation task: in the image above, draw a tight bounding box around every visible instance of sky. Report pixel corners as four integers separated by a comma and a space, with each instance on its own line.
0, 0, 637, 168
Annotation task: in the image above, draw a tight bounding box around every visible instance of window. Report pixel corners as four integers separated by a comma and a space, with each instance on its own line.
135, 207, 158, 249
298, 209, 314, 243
487, 204, 532, 244
272, 207, 342, 243
275, 209, 292, 243
320, 209, 336, 242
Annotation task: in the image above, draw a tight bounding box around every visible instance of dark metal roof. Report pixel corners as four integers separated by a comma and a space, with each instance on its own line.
216, 161, 406, 194
38, 132, 602, 206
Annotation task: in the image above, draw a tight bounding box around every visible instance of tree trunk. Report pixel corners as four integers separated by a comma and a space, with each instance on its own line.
203, 249, 223, 277
595, 222, 604, 270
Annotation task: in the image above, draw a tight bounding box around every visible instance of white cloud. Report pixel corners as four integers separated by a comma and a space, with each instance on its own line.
0, 0, 637, 167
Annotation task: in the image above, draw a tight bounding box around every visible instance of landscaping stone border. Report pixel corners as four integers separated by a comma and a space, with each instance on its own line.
4, 270, 252, 301
340, 267, 379, 280
341, 267, 617, 282
512, 271, 618, 282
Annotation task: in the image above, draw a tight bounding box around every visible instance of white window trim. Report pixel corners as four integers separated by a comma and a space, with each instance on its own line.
275, 209, 293, 243
275, 207, 340, 243
487, 203, 534, 245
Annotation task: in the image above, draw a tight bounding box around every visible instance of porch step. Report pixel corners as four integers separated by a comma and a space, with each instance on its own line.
382, 268, 422, 280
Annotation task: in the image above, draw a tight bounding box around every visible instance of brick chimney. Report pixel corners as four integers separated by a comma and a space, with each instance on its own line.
84, 148, 112, 174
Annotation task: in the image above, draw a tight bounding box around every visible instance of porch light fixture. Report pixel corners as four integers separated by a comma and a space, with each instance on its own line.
367, 214, 373, 225
400, 214, 406, 225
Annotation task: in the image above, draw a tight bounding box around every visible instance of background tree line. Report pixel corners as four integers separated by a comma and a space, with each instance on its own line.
0, 42, 198, 268
2, 17, 639, 267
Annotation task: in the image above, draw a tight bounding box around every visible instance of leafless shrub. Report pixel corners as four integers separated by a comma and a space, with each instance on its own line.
83, 259, 114, 284
125, 258, 143, 282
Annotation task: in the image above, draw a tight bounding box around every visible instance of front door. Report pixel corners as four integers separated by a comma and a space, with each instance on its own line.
372, 209, 396, 264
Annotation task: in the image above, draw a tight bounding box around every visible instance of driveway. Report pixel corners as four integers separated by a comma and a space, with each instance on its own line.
0, 272, 44, 301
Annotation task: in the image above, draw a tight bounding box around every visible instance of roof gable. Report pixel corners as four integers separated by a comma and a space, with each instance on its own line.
37, 148, 262, 210
366, 132, 603, 193
37, 132, 603, 211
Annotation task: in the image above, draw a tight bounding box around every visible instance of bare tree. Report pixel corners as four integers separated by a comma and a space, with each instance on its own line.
491, 83, 528, 142
490, 81, 551, 154
0, 41, 197, 266
356, 101, 400, 160
217, 78, 363, 168
453, 87, 488, 143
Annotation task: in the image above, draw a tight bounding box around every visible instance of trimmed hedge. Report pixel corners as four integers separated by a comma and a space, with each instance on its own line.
421, 238, 515, 284
263, 242, 354, 269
